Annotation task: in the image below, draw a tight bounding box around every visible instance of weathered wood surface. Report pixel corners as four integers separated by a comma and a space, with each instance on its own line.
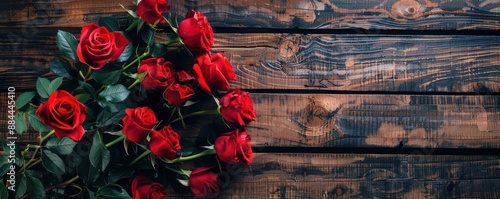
248, 93, 500, 148
1, 0, 500, 30
2, 29, 500, 92
166, 153, 500, 198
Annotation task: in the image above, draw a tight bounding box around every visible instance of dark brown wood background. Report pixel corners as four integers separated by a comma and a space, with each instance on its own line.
1, 0, 500, 198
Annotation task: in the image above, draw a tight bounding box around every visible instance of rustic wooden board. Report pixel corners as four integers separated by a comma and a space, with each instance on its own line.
165, 153, 500, 198
1, 0, 500, 30
2, 29, 500, 92
247, 93, 500, 148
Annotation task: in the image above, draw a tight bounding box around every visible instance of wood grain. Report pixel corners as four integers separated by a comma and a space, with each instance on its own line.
247, 93, 500, 148
1, 0, 500, 30
1, 29, 500, 92
165, 153, 500, 198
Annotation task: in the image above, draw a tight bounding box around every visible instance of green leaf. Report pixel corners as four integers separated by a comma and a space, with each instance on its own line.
56, 30, 78, 60
97, 106, 126, 127
89, 133, 110, 171
98, 17, 120, 32
77, 145, 101, 184
45, 137, 77, 155
26, 175, 46, 199
141, 27, 154, 46
103, 130, 123, 136
117, 33, 133, 62
36, 77, 51, 98
107, 166, 134, 184
78, 80, 96, 99
42, 150, 66, 176
90, 64, 122, 85
98, 84, 130, 103
16, 91, 36, 110
98, 100, 119, 113
49, 57, 73, 80
87, 188, 98, 199
75, 93, 92, 104
14, 112, 28, 134
0, 180, 8, 199
96, 184, 131, 199
28, 111, 52, 133
15, 174, 27, 199
48, 77, 64, 94
0, 156, 10, 177
152, 43, 167, 57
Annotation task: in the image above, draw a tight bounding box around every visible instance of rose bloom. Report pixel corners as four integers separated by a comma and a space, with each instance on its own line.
215, 129, 252, 165
136, 0, 170, 24
149, 125, 181, 160
193, 53, 236, 93
189, 167, 220, 197
36, 90, 86, 141
138, 57, 177, 90
220, 89, 256, 126
178, 10, 214, 53
76, 23, 129, 70
131, 175, 167, 199
163, 83, 195, 107
122, 107, 158, 143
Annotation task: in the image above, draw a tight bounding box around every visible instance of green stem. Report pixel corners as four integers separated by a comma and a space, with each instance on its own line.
128, 150, 151, 166
122, 48, 150, 72
173, 149, 216, 163
165, 165, 185, 176
40, 130, 55, 144
83, 67, 92, 82
105, 135, 126, 148
19, 146, 41, 173
177, 108, 186, 129
170, 109, 220, 123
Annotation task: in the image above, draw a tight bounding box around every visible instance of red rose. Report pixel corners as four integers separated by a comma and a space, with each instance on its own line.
131, 175, 167, 199
76, 23, 129, 70
214, 129, 252, 165
189, 167, 220, 197
193, 53, 236, 93
149, 125, 181, 160
138, 58, 177, 90
122, 107, 158, 143
136, 0, 170, 24
36, 90, 86, 141
220, 89, 256, 126
178, 10, 214, 53
163, 83, 195, 107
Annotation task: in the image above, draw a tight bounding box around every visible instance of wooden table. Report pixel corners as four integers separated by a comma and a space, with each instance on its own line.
1, 0, 499, 198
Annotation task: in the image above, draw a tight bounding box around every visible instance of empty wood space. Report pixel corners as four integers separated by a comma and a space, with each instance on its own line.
1, 0, 499, 198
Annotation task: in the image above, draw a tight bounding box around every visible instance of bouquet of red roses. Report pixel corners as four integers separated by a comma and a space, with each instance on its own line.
1, 0, 256, 198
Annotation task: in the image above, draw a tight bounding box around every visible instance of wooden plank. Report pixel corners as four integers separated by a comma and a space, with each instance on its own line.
1, 29, 500, 92
1, 0, 500, 30
165, 153, 500, 198
1, 93, 499, 149
247, 93, 500, 148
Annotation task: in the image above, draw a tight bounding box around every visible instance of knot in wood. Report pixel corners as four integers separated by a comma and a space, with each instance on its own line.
278, 38, 299, 59
391, 0, 426, 19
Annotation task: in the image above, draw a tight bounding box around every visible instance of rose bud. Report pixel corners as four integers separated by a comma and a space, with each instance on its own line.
220, 89, 256, 126
215, 129, 252, 165
149, 125, 181, 160
193, 53, 236, 93
136, 0, 170, 24
76, 23, 129, 70
131, 175, 167, 199
189, 167, 220, 197
122, 107, 158, 143
163, 83, 195, 107
138, 57, 177, 90
36, 90, 86, 141
178, 10, 214, 53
